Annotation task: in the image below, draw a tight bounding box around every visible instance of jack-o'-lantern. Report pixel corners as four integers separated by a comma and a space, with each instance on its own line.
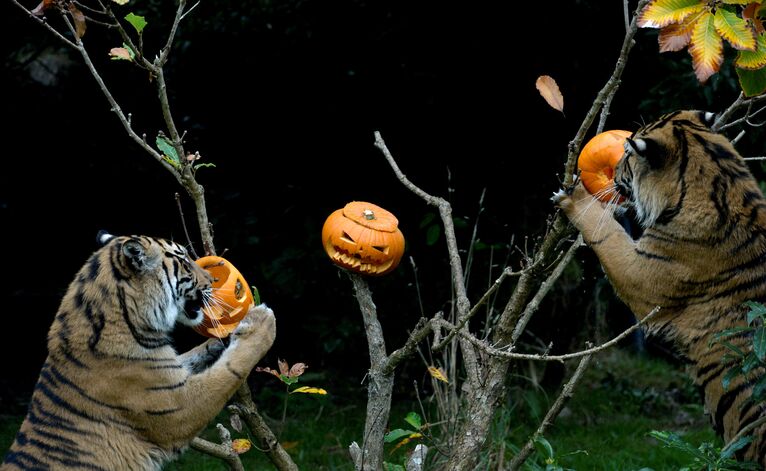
193, 255, 256, 338
322, 201, 405, 276
577, 129, 631, 203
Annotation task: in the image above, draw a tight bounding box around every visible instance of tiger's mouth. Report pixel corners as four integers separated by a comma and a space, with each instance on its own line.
181, 293, 205, 325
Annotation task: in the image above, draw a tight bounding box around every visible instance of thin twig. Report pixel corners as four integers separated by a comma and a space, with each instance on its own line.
507, 352, 594, 471
175, 193, 199, 259
190, 433, 244, 471
181, 0, 201, 20
384, 318, 433, 375
565, 0, 650, 186
158, 0, 187, 66
511, 234, 583, 343
722, 414, 766, 454
8, 0, 77, 48
448, 307, 660, 362
433, 266, 521, 352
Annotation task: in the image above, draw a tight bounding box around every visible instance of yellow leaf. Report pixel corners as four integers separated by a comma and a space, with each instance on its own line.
534, 75, 564, 114
658, 11, 702, 52
714, 8, 756, 50
290, 386, 328, 395
736, 32, 766, 69
390, 433, 423, 454
427, 366, 449, 383
111, 0, 129, 4
638, 0, 706, 29
281, 441, 299, 450
231, 439, 251, 454
689, 12, 724, 82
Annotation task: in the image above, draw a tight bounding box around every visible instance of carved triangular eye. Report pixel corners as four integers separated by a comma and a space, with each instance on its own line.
341, 232, 356, 244
372, 245, 389, 254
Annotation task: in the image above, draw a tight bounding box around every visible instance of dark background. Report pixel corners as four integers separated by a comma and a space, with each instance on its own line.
0, 0, 755, 412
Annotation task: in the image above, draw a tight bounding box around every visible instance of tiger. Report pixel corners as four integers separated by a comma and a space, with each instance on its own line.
1, 231, 276, 470
553, 110, 766, 465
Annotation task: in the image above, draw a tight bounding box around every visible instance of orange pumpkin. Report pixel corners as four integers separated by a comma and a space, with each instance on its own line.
322, 201, 405, 276
577, 129, 632, 203
193, 255, 255, 338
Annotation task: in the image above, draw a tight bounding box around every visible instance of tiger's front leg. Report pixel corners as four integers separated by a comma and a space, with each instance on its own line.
178, 338, 228, 374
142, 304, 276, 446
553, 182, 666, 315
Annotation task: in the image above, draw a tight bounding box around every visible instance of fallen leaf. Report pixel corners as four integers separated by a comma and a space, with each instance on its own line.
68, 3, 86, 39
427, 366, 449, 383
535, 75, 564, 114
290, 386, 328, 395
231, 439, 251, 454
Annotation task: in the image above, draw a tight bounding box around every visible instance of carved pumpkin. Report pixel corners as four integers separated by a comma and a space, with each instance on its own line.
322, 201, 405, 276
577, 129, 631, 203
193, 255, 255, 338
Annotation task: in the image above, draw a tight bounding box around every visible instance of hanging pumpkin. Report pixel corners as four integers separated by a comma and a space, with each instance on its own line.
322, 201, 405, 276
577, 129, 631, 203
193, 255, 256, 339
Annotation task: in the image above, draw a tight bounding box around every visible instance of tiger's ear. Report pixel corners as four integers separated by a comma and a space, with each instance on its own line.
121, 238, 156, 271
97, 230, 115, 247
626, 137, 664, 169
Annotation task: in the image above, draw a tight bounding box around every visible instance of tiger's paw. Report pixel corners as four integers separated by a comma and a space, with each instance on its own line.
232, 303, 276, 347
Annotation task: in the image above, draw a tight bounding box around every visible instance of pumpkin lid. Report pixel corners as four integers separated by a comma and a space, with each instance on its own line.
342, 201, 399, 232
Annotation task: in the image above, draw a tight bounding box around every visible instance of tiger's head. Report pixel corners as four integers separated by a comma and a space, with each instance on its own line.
614, 109, 727, 228
95, 231, 213, 332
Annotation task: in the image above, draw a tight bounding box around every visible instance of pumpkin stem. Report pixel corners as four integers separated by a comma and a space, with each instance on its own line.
363, 209, 375, 220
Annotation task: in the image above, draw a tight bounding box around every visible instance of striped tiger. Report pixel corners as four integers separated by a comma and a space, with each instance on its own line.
553, 110, 766, 465
1, 232, 276, 470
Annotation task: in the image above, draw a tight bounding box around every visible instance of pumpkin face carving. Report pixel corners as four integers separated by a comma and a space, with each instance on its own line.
193, 255, 255, 338
322, 201, 405, 276
577, 129, 631, 203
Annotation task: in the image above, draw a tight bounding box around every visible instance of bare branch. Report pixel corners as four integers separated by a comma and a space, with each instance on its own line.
511, 235, 582, 343
714, 93, 766, 132
448, 306, 661, 362
8, 0, 77, 49
564, 0, 650, 186
507, 352, 594, 471
158, 0, 187, 66
384, 317, 433, 375
230, 398, 298, 471
190, 432, 244, 471
99, 0, 154, 70
433, 267, 520, 352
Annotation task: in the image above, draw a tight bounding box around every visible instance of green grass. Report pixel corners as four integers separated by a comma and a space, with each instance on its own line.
0, 351, 730, 470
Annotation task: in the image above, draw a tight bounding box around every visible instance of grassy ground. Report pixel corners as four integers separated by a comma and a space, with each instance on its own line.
0, 350, 725, 470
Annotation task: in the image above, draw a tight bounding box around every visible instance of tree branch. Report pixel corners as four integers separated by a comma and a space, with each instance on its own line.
8, 0, 77, 49
507, 352, 594, 471
189, 426, 245, 471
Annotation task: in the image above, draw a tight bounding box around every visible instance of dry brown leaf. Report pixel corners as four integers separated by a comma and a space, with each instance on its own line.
289, 362, 307, 377
231, 439, 251, 454
109, 47, 132, 61
277, 358, 289, 376
229, 413, 243, 433
535, 75, 564, 114
68, 3, 86, 39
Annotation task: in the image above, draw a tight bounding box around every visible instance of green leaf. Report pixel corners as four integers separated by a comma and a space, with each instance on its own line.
722, 366, 741, 390
251, 286, 261, 305
279, 374, 299, 385
404, 412, 422, 430
193, 162, 216, 171
534, 436, 555, 459
746, 300, 766, 324
125, 12, 147, 34
156, 135, 179, 163
689, 12, 725, 82
737, 65, 766, 96
639, 0, 706, 28
736, 33, 766, 69
714, 8, 756, 50
419, 213, 436, 229
384, 429, 415, 443
425, 224, 441, 246
754, 326, 766, 360
751, 374, 766, 400
721, 435, 753, 459
162, 156, 181, 170
710, 326, 752, 345
719, 340, 747, 357
723, 0, 756, 4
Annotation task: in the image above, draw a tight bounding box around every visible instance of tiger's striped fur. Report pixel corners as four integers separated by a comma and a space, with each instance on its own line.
1, 232, 276, 470
554, 110, 766, 465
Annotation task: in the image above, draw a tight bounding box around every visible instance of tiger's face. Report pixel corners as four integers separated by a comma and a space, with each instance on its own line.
614, 110, 718, 228
96, 231, 213, 332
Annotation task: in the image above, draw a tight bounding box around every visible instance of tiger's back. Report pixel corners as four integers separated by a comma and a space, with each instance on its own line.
555, 110, 766, 465
2, 232, 276, 470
